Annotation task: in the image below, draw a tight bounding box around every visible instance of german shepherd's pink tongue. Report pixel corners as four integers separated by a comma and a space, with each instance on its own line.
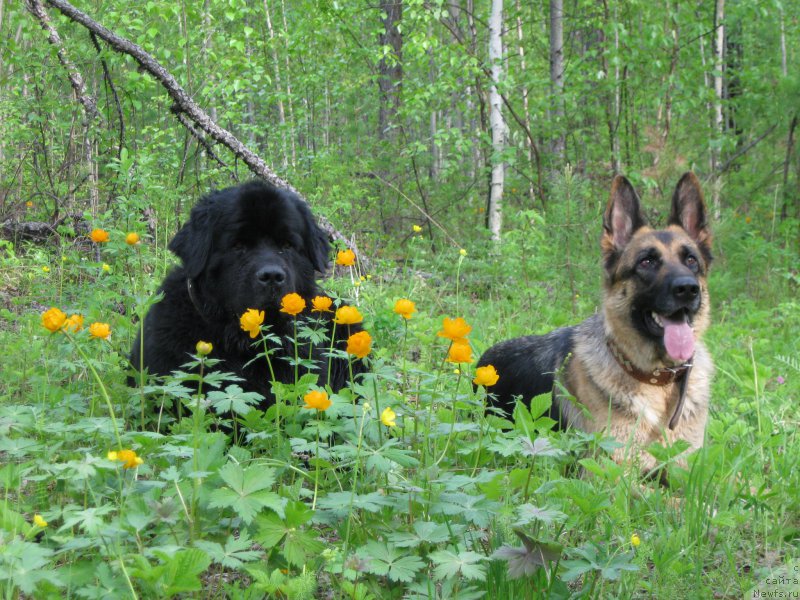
663, 316, 694, 362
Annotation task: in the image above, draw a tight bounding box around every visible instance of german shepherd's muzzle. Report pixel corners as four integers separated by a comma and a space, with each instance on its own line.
478, 173, 714, 474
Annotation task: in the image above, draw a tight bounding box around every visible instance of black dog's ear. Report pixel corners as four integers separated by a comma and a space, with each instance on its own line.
602, 175, 647, 254
669, 173, 712, 258
168, 201, 215, 279
302, 205, 331, 273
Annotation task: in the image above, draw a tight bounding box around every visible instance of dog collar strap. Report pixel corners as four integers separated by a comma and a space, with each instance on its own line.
606, 339, 692, 430
606, 339, 691, 386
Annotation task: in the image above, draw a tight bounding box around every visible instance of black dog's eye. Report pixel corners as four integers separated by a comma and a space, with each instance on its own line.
232, 241, 247, 253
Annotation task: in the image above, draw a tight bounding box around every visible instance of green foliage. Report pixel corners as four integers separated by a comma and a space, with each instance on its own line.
0, 0, 798, 597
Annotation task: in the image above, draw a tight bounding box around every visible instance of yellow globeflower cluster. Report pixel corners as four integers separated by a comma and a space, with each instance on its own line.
438, 317, 473, 364
41, 308, 109, 340
333, 305, 363, 325
303, 390, 331, 411
335, 249, 356, 267
90, 228, 110, 243
346, 331, 372, 359
280, 293, 306, 316
311, 296, 333, 313
89, 322, 111, 340
107, 449, 144, 469
473, 364, 499, 387
240, 308, 265, 338
393, 299, 416, 320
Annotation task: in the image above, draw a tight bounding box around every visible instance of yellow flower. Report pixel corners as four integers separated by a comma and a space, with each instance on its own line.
280, 292, 306, 316
473, 364, 499, 387
240, 308, 265, 338
64, 314, 84, 333
437, 317, 471, 342
26, 201, 33, 208
125, 232, 140, 245
631, 533, 641, 547
90, 228, 110, 243
33, 514, 48, 528
311, 296, 333, 312
393, 299, 416, 320
114, 449, 143, 469
41, 307, 67, 333
302, 390, 331, 411
42, 266, 50, 273
333, 305, 363, 325
380, 406, 397, 427
89, 322, 111, 340
412, 224, 423, 233
107, 451, 118, 461
196, 340, 213, 356
446, 340, 473, 364
346, 330, 372, 359
102, 263, 111, 273
336, 249, 356, 267
459, 248, 467, 257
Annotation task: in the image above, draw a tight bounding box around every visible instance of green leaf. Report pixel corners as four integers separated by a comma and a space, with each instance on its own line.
206, 384, 263, 416
356, 541, 425, 583
255, 510, 324, 568
209, 463, 284, 524
429, 550, 487, 581
388, 521, 453, 548
194, 531, 262, 569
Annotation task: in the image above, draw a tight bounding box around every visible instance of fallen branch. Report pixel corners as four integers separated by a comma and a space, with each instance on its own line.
41, 0, 356, 253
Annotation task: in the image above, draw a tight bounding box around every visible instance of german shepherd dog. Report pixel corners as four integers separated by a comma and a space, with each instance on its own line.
478, 173, 714, 473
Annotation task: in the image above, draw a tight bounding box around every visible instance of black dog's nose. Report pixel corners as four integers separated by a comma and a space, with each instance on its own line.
256, 265, 286, 286
671, 276, 699, 302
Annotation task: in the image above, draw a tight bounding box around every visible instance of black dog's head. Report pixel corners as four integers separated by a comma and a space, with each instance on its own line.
169, 181, 330, 319
601, 173, 713, 365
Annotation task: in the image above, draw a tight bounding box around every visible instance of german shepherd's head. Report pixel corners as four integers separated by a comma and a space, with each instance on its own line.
601, 173, 712, 368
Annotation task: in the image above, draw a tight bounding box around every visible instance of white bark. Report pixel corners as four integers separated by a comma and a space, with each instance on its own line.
488, 0, 506, 241
549, 0, 565, 160
711, 0, 725, 220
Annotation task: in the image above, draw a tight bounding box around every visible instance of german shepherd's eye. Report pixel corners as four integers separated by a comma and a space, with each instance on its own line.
685, 254, 699, 271
638, 256, 659, 269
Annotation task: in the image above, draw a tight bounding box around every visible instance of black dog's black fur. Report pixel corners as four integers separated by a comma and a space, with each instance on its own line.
130, 181, 364, 405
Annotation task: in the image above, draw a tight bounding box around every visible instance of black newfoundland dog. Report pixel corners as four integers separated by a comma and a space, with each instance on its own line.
130, 181, 364, 405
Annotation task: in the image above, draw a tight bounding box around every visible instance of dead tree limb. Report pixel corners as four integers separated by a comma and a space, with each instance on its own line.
41, 0, 355, 251
26, 0, 100, 216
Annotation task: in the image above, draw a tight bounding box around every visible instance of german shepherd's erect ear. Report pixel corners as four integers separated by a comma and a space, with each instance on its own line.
601, 175, 648, 272
669, 172, 713, 263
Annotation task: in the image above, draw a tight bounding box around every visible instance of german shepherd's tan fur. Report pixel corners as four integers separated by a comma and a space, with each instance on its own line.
478, 173, 714, 474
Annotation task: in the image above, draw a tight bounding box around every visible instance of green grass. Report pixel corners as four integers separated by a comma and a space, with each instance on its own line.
0, 200, 797, 599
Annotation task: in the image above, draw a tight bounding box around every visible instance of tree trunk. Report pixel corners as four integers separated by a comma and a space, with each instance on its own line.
549, 0, 565, 162
263, 0, 289, 169
487, 0, 505, 241
515, 0, 536, 205
377, 0, 403, 140
711, 0, 725, 220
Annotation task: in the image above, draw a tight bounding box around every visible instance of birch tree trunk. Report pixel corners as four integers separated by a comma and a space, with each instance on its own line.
549, 0, 565, 162
488, 0, 505, 241
711, 0, 725, 220
515, 0, 535, 205
263, 0, 289, 169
